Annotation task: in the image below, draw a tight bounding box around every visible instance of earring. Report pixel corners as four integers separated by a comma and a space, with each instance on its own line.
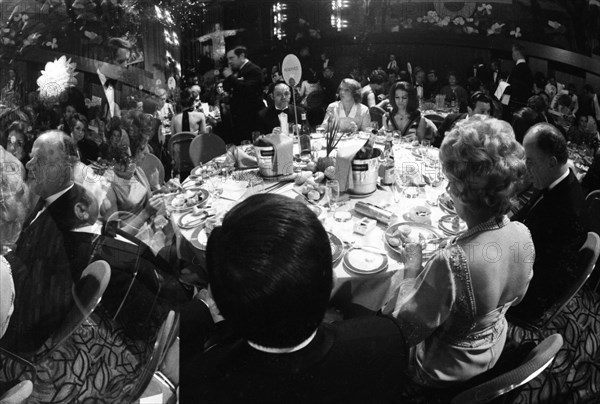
83, 213, 89, 220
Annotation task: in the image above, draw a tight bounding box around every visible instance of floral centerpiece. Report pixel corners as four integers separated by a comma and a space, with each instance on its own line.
316, 120, 341, 172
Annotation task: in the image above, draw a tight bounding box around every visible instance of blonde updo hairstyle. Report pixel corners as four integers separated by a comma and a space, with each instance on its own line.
439, 116, 526, 215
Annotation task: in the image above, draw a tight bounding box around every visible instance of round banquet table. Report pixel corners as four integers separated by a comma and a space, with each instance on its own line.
169, 137, 450, 312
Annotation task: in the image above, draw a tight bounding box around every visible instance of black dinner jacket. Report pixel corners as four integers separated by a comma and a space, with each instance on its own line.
180, 315, 409, 404
505, 62, 533, 107
223, 61, 264, 112
510, 170, 588, 322
2, 186, 79, 353
256, 104, 306, 135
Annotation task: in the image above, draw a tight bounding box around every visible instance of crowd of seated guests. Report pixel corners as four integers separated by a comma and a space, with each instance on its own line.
1, 42, 600, 401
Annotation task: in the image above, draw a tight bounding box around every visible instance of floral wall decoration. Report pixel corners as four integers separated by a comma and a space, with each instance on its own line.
360, 0, 600, 55
0, 0, 183, 63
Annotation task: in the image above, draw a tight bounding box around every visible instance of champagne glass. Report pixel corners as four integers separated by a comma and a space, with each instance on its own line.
326, 180, 340, 212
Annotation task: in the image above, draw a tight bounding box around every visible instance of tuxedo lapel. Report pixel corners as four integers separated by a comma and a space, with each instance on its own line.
22, 199, 45, 229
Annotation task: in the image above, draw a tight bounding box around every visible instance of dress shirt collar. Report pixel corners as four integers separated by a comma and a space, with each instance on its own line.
247, 330, 317, 354
516, 58, 526, 65
240, 59, 250, 70
46, 184, 74, 206
548, 168, 570, 191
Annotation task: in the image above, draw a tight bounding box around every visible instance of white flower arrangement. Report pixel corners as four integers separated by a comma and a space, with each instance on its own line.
36, 55, 78, 103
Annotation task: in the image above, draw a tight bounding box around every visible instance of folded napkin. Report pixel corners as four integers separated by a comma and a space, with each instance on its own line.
335, 138, 367, 192
259, 133, 293, 176
225, 147, 258, 169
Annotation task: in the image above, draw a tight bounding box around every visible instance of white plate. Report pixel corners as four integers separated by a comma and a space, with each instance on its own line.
385, 222, 443, 259
177, 211, 208, 230
343, 247, 388, 275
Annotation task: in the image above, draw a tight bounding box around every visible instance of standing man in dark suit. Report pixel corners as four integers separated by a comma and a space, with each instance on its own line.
2, 131, 80, 353
509, 123, 588, 322
488, 59, 504, 95
256, 81, 305, 135
181, 194, 409, 403
504, 44, 533, 119
223, 46, 264, 144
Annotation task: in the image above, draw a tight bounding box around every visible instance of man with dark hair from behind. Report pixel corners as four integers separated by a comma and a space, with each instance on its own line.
509, 123, 588, 322
181, 194, 409, 403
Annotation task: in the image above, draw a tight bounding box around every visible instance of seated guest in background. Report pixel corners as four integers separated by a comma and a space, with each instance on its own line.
156, 88, 175, 123
256, 81, 305, 135
567, 115, 597, 147
103, 137, 163, 233
322, 78, 370, 133
181, 194, 409, 403
321, 66, 338, 106
298, 68, 323, 107
384, 81, 435, 141
424, 69, 442, 100
550, 83, 579, 117
385, 117, 532, 387
2, 121, 32, 169
361, 69, 387, 108
509, 123, 588, 322
68, 113, 100, 164
99, 117, 130, 159
434, 91, 493, 147
171, 87, 208, 134
2, 131, 79, 353
439, 71, 469, 112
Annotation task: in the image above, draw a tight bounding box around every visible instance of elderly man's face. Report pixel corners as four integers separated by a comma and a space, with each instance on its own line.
26, 137, 71, 198
523, 134, 554, 190
272, 84, 291, 109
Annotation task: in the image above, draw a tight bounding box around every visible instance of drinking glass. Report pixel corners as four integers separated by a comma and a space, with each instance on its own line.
325, 180, 340, 212
210, 177, 224, 201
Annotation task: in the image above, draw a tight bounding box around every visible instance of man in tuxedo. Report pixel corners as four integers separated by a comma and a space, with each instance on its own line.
503, 44, 534, 118
424, 69, 442, 100
488, 59, 503, 96
509, 123, 588, 322
2, 131, 80, 353
434, 92, 494, 147
181, 194, 409, 403
223, 46, 263, 144
256, 81, 305, 135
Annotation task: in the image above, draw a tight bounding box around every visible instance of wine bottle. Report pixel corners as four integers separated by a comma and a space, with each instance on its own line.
299, 112, 312, 159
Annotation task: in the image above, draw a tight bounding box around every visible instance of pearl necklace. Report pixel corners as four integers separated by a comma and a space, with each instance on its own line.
452, 215, 509, 244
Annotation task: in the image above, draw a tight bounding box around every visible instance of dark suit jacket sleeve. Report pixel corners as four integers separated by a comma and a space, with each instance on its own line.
224, 62, 263, 99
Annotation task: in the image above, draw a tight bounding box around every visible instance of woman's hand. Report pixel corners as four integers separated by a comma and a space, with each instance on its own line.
144, 194, 164, 216
404, 242, 423, 277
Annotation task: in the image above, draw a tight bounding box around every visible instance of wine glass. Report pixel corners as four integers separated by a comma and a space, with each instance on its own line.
325, 180, 340, 212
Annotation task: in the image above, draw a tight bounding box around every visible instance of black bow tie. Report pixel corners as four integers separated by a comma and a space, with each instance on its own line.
276, 108, 289, 113
104, 78, 117, 88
